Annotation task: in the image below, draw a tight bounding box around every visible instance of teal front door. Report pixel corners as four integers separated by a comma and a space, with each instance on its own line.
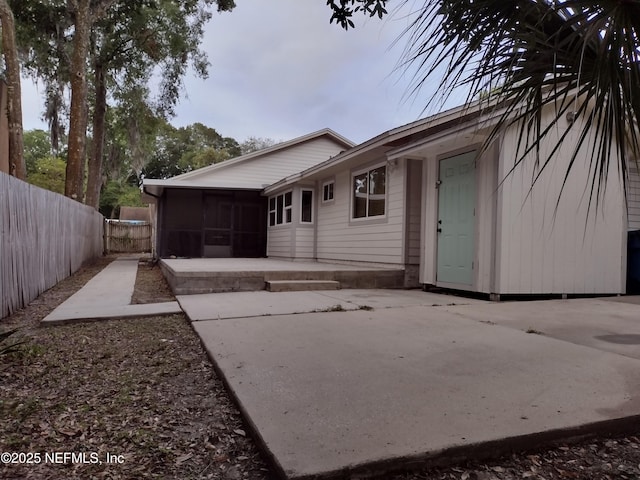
436, 151, 476, 286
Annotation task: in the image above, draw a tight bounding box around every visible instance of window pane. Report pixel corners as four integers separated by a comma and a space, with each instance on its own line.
285, 208, 292, 223
284, 191, 292, 206
368, 167, 386, 216
277, 195, 283, 224
353, 173, 368, 218
354, 197, 367, 218
354, 173, 368, 195
269, 197, 276, 211
370, 166, 386, 194
368, 198, 385, 216
323, 182, 334, 201
301, 190, 313, 222
269, 212, 276, 226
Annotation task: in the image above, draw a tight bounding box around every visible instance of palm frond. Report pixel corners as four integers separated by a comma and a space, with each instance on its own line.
400, 0, 640, 207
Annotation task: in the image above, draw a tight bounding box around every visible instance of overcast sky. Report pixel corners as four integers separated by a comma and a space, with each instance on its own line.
21, 0, 466, 145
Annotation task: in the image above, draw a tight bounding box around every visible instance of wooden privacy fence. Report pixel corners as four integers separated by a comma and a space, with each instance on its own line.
0, 172, 104, 319
103, 220, 151, 253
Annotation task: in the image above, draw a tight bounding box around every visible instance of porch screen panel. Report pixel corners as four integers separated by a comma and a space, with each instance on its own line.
162, 189, 203, 257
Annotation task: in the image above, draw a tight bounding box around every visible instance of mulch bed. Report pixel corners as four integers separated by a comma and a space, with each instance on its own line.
1, 256, 273, 480
1, 255, 640, 480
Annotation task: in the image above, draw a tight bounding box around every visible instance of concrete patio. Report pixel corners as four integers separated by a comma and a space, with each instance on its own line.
182, 290, 640, 479
161, 258, 406, 295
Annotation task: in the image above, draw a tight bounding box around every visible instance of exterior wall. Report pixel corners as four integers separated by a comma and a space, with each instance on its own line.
475, 142, 500, 293
266, 185, 316, 260
314, 158, 406, 266
404, 160, 422, 285
494, 119, 626, 295
629, 161, 640, 230
294, 226, 315, 259
267, 224, 293, 258
183, 137, 347, 187
406, 160, 422, 265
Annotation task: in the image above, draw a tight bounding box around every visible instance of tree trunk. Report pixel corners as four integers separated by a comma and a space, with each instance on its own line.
85, 61, 106, 210
65, 0, 116, 201
0, 0, 25, 180
65, 0, 91, 201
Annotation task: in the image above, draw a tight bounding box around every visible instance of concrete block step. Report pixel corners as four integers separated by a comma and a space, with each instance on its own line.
266, 280, 340, 292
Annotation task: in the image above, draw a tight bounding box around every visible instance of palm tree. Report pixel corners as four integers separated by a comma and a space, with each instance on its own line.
329, 0, 640, 205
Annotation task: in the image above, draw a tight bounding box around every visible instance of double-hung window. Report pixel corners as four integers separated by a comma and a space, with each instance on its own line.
301, 189, 313, 223
269, 191, 292, 226
352, 164, 386, 219
322, 181, 334, 202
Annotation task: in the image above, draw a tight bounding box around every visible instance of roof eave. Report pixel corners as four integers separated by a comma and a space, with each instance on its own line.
263, 101, 487, 194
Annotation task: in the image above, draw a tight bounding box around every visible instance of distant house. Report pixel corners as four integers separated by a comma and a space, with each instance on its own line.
143, 129, 353, 258
144, 102, 640, 297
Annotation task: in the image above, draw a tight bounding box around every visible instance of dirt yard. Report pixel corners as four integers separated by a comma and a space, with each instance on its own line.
1, 256, 639, 479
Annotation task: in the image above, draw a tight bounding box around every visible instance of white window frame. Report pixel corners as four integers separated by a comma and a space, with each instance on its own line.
268, 190, 293, 226
351, 163, 387, 220
300, 189, 314, 224
322, 180, 335, 203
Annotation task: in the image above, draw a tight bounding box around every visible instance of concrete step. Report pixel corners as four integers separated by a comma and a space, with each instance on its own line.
266, 280, 340, 292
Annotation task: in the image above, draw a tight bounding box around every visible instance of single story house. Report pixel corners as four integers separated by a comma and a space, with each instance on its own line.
144, 101, 640, 298
142, 129, 354, 258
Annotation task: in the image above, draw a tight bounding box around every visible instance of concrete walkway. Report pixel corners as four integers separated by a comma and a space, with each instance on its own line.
42, 257, 181, 324
182, 291, 640, 479
177, 288, 485, 321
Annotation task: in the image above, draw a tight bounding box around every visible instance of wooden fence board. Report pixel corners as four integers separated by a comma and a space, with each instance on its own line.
104, 221, 151, 254
1, 172, 104, 319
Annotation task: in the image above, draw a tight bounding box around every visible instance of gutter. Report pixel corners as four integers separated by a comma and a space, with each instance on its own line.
142, 186, 161, 199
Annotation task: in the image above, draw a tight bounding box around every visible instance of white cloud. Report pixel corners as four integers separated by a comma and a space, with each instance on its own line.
21, 0, 453, 145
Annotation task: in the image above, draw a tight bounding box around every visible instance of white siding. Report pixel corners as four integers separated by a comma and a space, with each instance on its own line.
315, 160, 405, 265
184, 137, 345, 189
420, 159, 438, 285
475, 143, 499, 293
267, 226, 293, 258
266, 185, 317, 260
406, 160, 422, 265
294, 227, 315, 259
495, 117, 626, 295
628, 161, 640, 230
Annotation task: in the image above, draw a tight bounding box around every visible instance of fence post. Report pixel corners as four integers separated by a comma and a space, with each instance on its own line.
103, 218, 109, 254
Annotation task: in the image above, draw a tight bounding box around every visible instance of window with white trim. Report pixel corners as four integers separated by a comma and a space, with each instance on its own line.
268, 191, 292, 226
322, 181, 334, 202
301, 189, 313, 223
352, 165, 386, 219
